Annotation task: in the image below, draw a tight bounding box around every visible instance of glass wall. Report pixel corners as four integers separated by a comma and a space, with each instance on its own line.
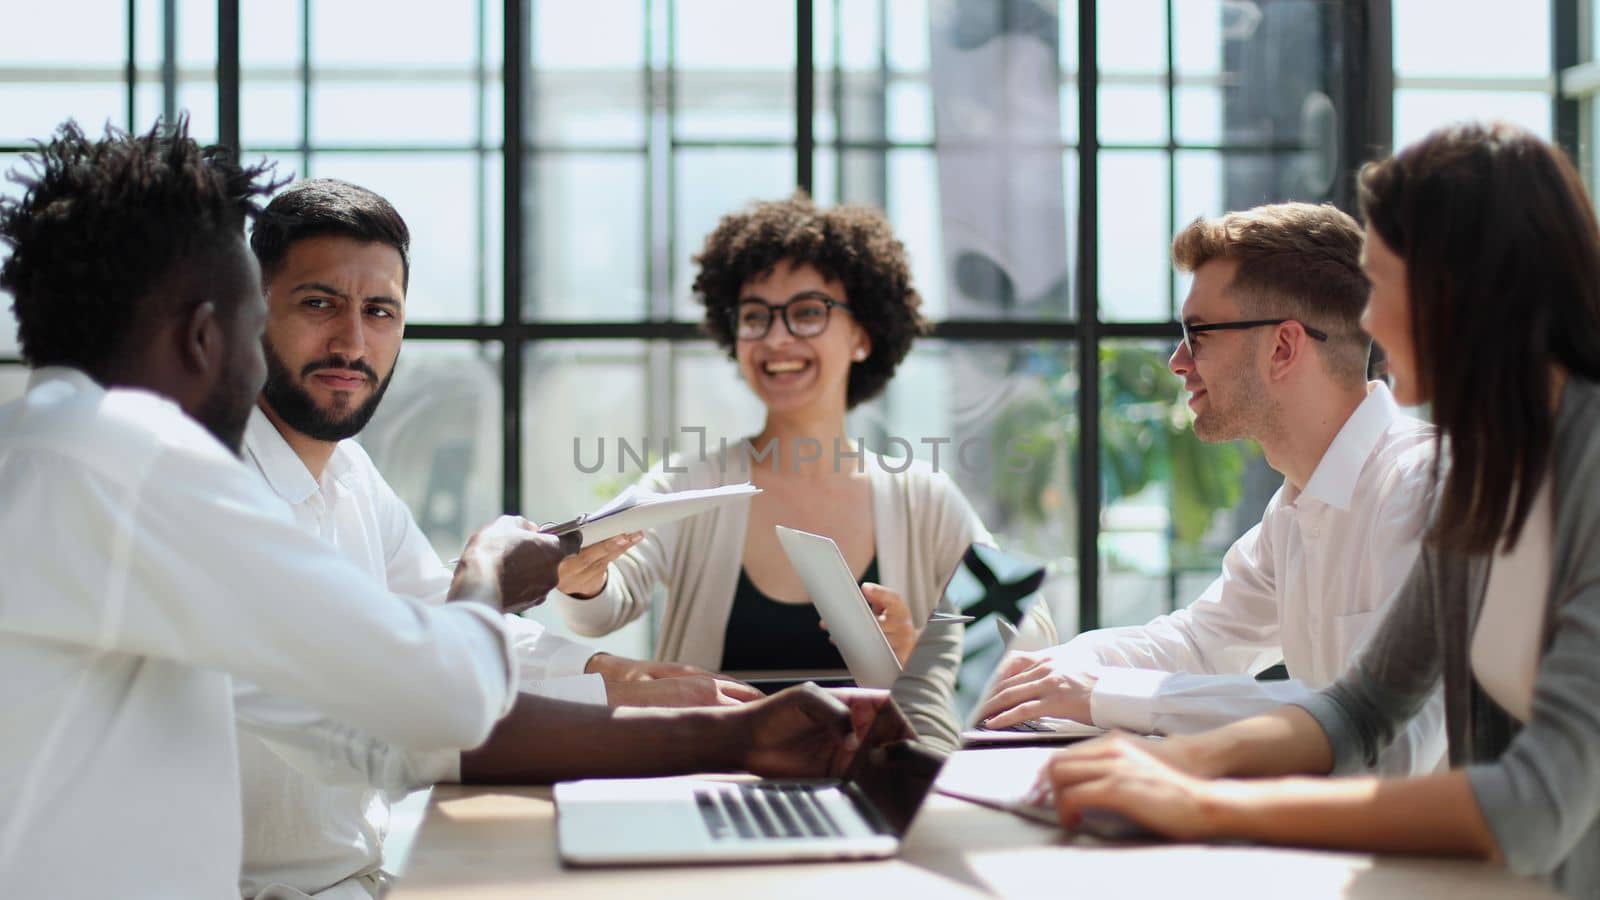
9, 1, 1528, 655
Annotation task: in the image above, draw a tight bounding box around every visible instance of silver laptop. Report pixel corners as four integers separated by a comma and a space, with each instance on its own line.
773, 532, 1100, 744
771, 525, 904, 689
555, 696, 946, 865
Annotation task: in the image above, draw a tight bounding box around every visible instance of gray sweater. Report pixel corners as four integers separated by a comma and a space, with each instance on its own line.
1297, 376, 1600, 896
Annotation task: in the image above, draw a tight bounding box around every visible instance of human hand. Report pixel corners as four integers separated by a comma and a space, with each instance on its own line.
604, 673, 763, 707
861, 584, 919, 664
448, 516, 581, 613
977, 650, 1098, 729
818, 583, 920, 665
736, 686, 910, 779
554, 532, 642, 599
1035, 732, 1220, 841
583, 653, 711, 683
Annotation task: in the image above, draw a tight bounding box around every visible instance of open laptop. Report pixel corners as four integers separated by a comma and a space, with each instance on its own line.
555, 694, 947, 865
774, 530, 1101, 745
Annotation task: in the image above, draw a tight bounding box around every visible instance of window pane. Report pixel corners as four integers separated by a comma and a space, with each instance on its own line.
312, 0, 479, 67
241, 0, 303, 150
311, 153, 503, 323
1098, 151, 1170, 322
1098, 0, 1164, 74
0, 365, 29, 405
672, 148, 795, 318
534, 0, 645, 69
674, 0, 795, 141
531, 0, 645, 146
819, 148, 961, 321
1099, 339, 1265, 627
527, 154, 647, 320
242, 0, 302, 67
0, 85, 126, 144
532, 71, 644, 147
359, 340, 503, 559
1395, 89, 1553, 148
1098, 80, 1167, 145
241, 83, 302, 150
2, 0, 124, 64
520, 339, 651, 658
313, 82, 479, 146
1394, 0, 1549, 79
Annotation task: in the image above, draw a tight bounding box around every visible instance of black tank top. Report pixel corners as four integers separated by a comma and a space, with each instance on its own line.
719, 556, 880, 671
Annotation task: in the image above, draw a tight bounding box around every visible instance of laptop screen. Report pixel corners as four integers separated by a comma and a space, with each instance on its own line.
840, 699, 948, 836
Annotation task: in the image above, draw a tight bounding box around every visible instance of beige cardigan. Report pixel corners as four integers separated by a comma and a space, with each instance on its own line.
552, 444, 993, 748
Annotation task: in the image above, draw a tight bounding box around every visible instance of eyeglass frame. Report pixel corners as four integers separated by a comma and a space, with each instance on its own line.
1180, 318, 1329, 358
731, 291, 851, 341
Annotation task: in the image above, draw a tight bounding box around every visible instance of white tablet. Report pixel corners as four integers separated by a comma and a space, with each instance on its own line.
773, 526, 903, 690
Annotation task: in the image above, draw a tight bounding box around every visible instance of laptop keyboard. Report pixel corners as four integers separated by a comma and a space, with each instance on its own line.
694, 784, 846, 841
989, 719, 1054, 733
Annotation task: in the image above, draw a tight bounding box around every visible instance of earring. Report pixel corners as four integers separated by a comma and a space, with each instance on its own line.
852, 348, 867, 362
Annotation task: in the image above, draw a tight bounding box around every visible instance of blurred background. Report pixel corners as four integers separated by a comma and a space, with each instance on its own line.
0, 0, 1586, 660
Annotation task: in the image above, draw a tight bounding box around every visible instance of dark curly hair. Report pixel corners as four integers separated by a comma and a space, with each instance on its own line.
0, 118, 281, 378
692, 192, 928, 409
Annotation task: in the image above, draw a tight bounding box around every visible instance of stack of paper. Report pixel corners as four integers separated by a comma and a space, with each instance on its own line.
544, 483, 761, 547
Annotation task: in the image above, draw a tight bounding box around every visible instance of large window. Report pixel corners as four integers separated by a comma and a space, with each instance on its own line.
5, 1, 1473, 658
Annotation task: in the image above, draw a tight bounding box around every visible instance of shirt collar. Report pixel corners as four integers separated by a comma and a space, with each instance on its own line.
243, 405, 321, 505
1295, 381, 1402, 511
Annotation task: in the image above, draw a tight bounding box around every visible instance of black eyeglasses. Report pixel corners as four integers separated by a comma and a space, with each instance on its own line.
1180, 318, 1328, 358
732, 292, 850, 341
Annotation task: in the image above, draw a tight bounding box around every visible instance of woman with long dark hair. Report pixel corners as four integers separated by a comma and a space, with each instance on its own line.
1038, 121, 1600, 896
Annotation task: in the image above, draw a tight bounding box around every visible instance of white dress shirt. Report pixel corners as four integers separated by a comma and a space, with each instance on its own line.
1062, 383, 1447, 775
0, 369, 517, 899
1471, 477, 1553, 724
237, 408, 604, 899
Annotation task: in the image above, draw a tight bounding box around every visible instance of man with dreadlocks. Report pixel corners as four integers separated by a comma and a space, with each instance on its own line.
0, 120, 566, 897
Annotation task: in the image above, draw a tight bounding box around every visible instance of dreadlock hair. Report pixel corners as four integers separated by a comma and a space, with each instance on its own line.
0, 117, 281, 379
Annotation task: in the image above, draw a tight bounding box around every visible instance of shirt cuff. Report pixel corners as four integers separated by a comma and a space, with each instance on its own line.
1289, 692, 1366, 775
541, 635, 601, 680
1088, 667, 1170, 734
523, 673, 609, 706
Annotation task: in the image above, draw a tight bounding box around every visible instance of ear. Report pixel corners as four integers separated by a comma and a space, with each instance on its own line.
179, 301, 224, 378
1267, 321, 1310, 383
852, 326, 873, 363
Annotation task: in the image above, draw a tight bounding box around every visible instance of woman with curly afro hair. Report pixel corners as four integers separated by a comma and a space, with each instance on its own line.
552, 193, 992, 748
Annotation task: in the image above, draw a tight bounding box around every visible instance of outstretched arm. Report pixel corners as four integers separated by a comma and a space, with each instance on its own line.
462, 684, 891, 783
1043, 731, 1498, 860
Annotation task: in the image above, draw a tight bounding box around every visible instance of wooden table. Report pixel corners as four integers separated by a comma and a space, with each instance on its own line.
389, 747, 1556, 900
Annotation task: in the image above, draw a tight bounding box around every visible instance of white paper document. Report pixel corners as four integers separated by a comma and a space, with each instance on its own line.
545, 483, 761, 547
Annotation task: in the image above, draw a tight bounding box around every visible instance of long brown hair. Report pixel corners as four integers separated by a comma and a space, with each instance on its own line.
1358, 122, 1600, 554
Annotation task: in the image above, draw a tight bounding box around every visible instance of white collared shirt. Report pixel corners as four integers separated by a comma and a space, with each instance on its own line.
0, 369, 517, 899
1064, 382, 1447, 775
236, 408, 605, 898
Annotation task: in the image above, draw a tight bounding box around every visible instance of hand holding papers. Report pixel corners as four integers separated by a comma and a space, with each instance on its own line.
551, 483, 763, 599
542, 483, 762, 548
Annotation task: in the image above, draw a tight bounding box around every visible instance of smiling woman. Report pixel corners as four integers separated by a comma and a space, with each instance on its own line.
549, 193, 997, 750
